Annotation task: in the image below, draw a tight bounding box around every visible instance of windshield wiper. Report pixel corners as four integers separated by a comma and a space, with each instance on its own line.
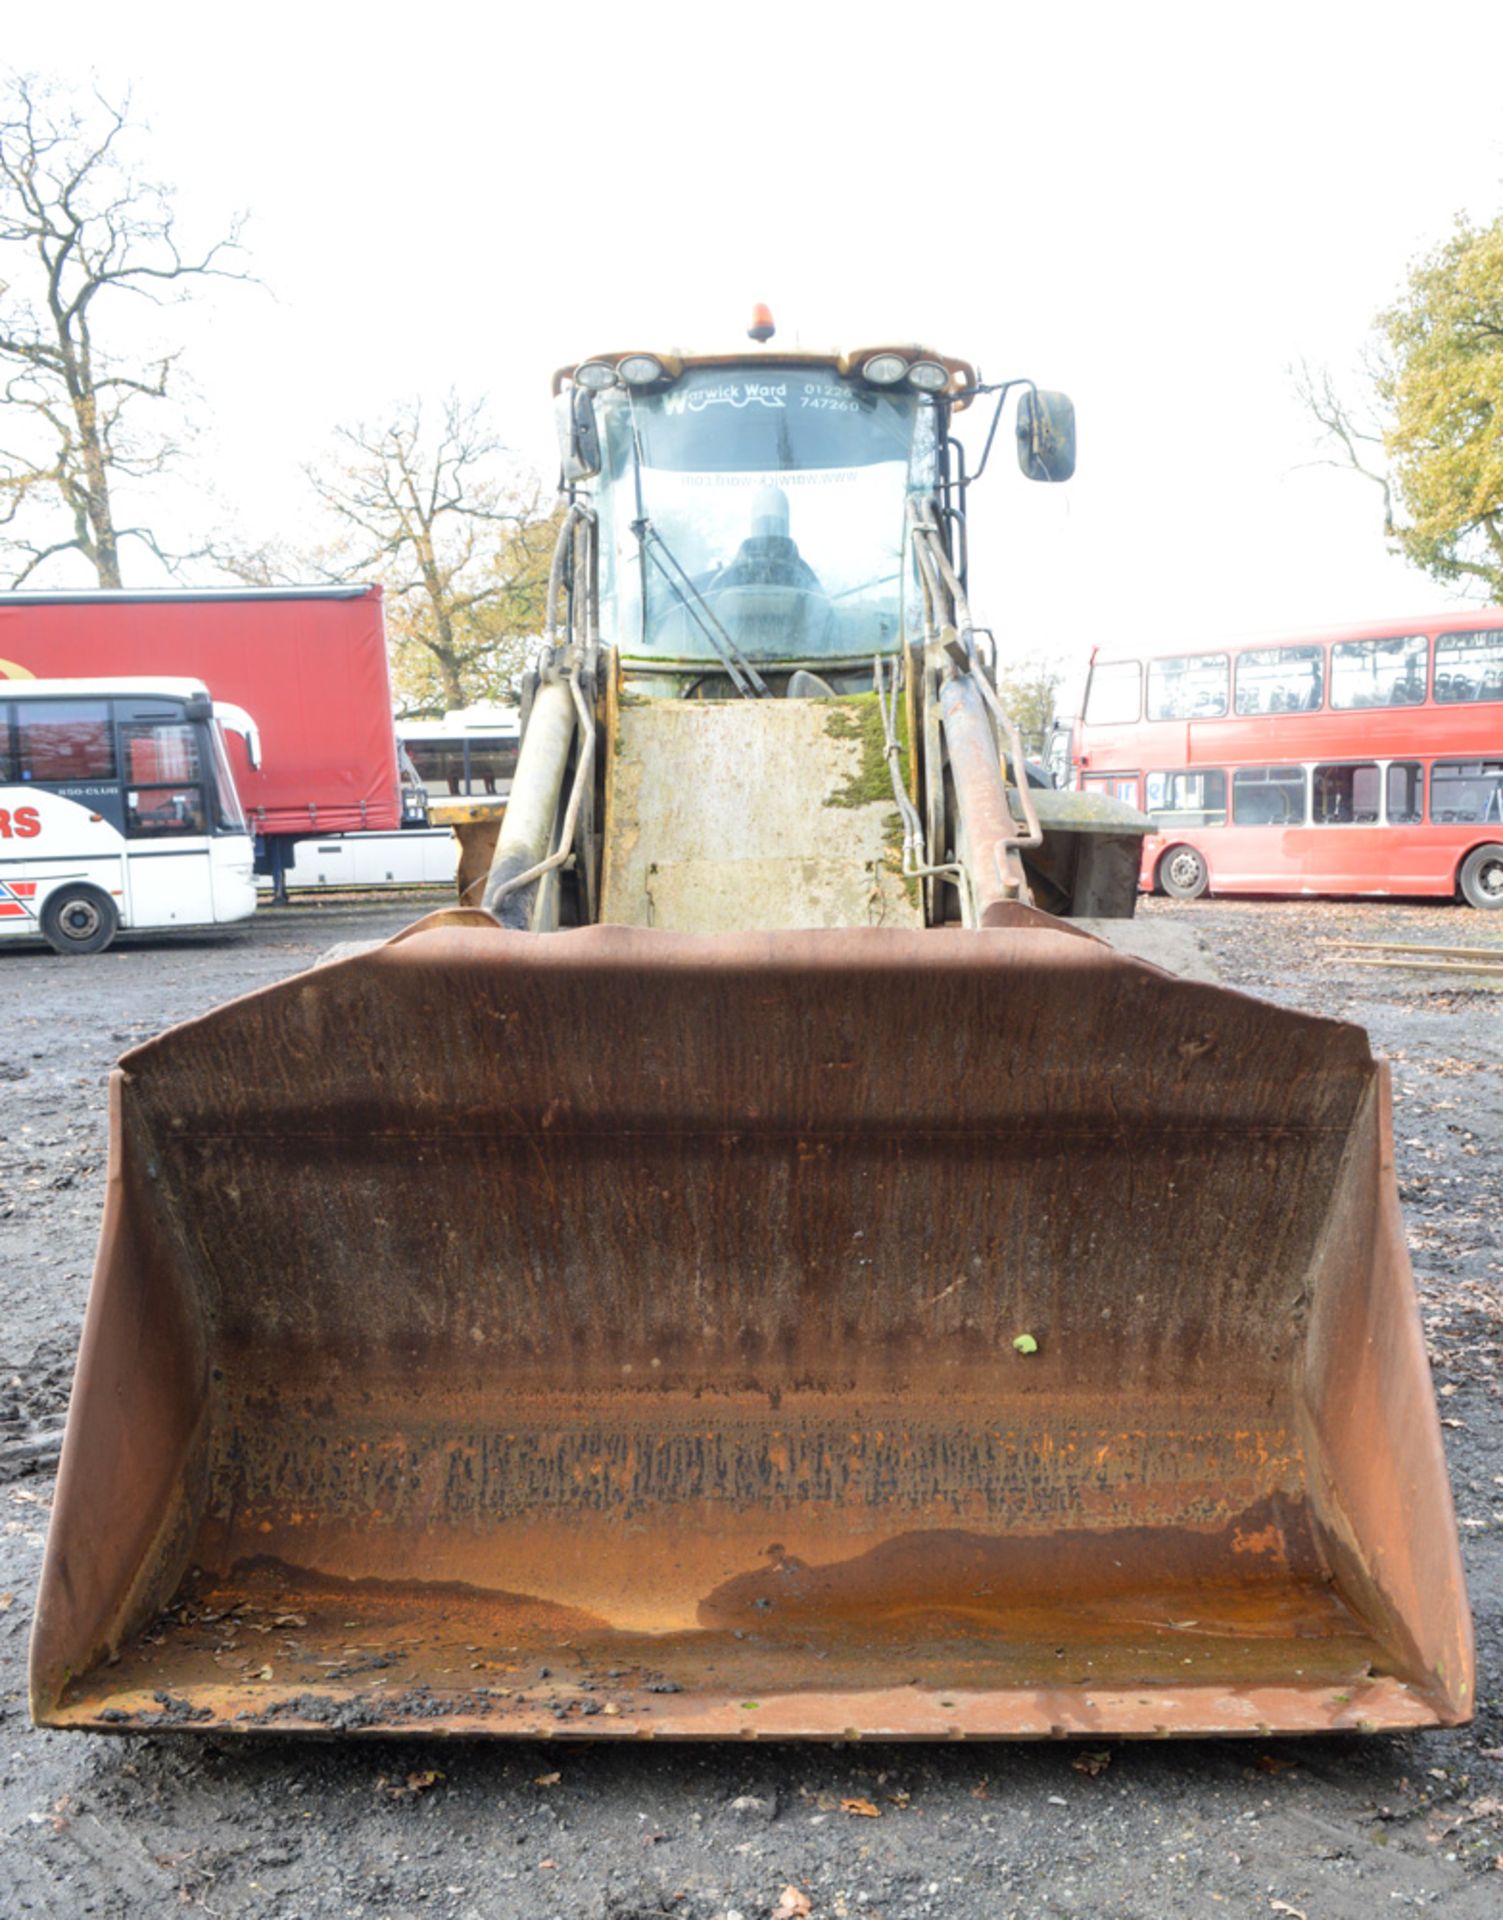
623, 391, 770, 699
630, 520, 772, 699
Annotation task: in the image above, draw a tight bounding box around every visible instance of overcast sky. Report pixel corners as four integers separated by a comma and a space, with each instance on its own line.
7, 2, 1503, 702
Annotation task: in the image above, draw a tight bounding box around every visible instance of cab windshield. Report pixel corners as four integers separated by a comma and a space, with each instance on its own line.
598, 366, 934, 670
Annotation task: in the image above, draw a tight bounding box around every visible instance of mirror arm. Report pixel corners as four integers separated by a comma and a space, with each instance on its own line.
967, 378, 1036, 484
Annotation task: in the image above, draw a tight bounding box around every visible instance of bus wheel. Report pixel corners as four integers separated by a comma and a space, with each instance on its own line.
1459, 844, 1503, 910
40, 886, 119, 956
1159, 846, 1209, 901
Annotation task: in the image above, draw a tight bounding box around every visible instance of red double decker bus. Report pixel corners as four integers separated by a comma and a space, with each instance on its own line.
1066, 609, 1503, 908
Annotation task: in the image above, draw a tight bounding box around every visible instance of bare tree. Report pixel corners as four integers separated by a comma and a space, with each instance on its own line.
0, 75, 249, 586
307, 393, 559, 714
1291, 354, 1399, 537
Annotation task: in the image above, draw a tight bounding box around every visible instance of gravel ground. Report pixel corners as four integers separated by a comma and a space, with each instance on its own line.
1, 891, 1501, 1920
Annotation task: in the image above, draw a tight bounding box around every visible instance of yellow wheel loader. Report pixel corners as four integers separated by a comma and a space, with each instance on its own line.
32, 324, 1472, 1739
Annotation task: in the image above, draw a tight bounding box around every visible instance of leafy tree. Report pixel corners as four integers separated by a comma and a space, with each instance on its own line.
993, 651, 1065, 761
0, 75, 248, 585
1297, 213, 1503, 598
305, 394, 558, 716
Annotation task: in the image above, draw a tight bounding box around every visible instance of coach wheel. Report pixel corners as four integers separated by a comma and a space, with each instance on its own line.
1159, 845, 1209, 901
40, 885, 119, 956
1459, 844, 1503, 911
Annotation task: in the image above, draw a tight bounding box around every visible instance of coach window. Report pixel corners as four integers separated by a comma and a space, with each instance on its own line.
1433, 628, 1503, 704
1145, 768, 1227, 826
1312, 762, 1381, 824
1330, 634, 1427, 709
1234, 645, 1324, 715
17, 701, 116, 782
1146, 653, 1229, 722
1431, 761, 1503, 825
1386, 763, 1424, 825
120, 721, 207, 837
1084, 659, 1141, 725
0, 707, 14, 780
1232, 764, 1306, 825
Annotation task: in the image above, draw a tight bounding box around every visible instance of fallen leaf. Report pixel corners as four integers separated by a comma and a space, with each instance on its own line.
1071, 1749, 1112, 1777
253, 1665, 274, 1681
771, 1888, 812, 1919
0, 1592, 12, 1611
841, 1796, 882, 1818
375, 1769, 445, 1800
272, 1613, 307, 1628
1012, 1333, 1039, 1355
538, 1858, 557, 1870
1257, 1754, 1296, 1774
1269, 1902, 1308, 1919
534, 1771, 561, 1786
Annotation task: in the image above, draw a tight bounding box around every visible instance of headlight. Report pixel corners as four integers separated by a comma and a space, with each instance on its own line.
618, 354, 665, 386
862, 353, 909, 386
574, 360, 618, 391
907, 359, 949, 392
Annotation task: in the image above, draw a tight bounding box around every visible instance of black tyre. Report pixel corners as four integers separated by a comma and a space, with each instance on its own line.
1158, 845, 1209, 901
1459, 843, 1503, 910
40, 885, 119, 956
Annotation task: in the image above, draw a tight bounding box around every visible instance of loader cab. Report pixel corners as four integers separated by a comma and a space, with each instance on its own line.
566, 355, 960, 694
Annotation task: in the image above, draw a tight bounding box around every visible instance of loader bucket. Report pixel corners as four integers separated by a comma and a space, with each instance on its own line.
32, 915, 1472, 1738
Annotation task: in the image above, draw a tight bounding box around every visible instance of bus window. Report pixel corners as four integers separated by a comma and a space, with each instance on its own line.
1330, 635, 1427, 710
1145, 768, 1226, 826
1146, 653, 1228, 722
407, 739, 467, 796
120, 722, 207, 837
1386, 762, 1424, 825
1234, 645, 1324, 715
466, 736, 518, 794
1232, 765, 1305, 825
1313, 763, 1381, 824
1431, 761, 1503, 825
18, 701, 116, 781
0, 707, 14, 780
1433, 628, 1503, 704
1083, 660, 1141, 725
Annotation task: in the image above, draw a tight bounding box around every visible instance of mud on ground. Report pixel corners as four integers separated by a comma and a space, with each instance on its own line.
1, 893, 1501, 1919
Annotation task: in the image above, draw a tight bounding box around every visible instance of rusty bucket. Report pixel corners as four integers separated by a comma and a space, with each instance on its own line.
31, 917, 1473, 1737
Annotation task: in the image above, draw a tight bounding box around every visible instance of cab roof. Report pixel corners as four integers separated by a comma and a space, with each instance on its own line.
553, 344, 979, 406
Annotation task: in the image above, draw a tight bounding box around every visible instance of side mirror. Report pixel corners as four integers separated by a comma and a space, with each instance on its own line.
213, 701, 262, 769
1016, 389, 1076, 483
555, 387, 601, 483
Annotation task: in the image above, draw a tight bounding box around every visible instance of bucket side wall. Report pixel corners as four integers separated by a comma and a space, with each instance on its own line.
1298, 1065, 1475, 1721
30, 1072, 212, 1721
